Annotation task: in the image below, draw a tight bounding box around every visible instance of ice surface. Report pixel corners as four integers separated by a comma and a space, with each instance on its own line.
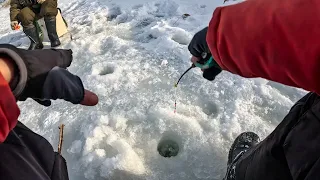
0, 0, 307, 179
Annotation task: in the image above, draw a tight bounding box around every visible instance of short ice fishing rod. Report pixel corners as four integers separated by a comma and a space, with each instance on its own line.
173, 53, 215, 113
175, 53, 215, 87
173, 63, 196, 113
174, 64, 195, 87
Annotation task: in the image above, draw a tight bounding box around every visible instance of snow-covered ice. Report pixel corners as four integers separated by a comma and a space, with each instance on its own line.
0, 0, 307, 179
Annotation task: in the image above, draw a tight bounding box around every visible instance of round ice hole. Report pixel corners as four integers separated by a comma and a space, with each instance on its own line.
99, 66, 115, 76
157, 139, 179, 158
202, 102, 219, 117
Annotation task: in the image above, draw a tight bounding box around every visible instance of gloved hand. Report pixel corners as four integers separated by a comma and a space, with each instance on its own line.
188, 27, 222, 81
1, 44, 98, 107
10, 21, 19, 30
37, 0, 46, 4
188, 27, 211, 59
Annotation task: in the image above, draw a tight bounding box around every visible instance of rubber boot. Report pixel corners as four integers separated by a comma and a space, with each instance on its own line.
44, 17, 61, 47
24, 27, 44, 50
223, 132, 260, 180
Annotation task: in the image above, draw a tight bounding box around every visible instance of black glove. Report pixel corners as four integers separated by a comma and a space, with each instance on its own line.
188, 27, 222, 81
188, 27, 211, 58
0, 44, 85, 107
203, 66, 222, 81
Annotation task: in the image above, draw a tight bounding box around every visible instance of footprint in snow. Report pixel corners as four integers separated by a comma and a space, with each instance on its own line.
99, 65, 115, 76
92, 63, 115, 76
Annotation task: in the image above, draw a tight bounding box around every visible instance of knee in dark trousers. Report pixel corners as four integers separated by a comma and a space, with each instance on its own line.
17, 7, 36, 28
233, 93, 320, 180
39, 0, 58, 18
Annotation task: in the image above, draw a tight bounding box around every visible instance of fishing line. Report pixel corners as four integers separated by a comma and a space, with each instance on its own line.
173, 64, 195, 113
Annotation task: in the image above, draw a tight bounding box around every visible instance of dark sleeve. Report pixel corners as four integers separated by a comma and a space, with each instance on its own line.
0, 44, 28, 97
16, 49, 75, 100
42, 67, 84, 104
16, 48, 73, 99
304, 158, 320, 179
20, 48, 73, 76
0, 44, 74, 98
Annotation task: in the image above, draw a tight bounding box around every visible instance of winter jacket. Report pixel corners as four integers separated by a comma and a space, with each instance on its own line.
10, 0, 58, 22
0, 45, 72, 179
0, 43, 86, 179
0, 72, 69, 180
206, 0, 320, 94
10, 0, 38, 21
0, 43, 86, 141
0, 121, 69, 180
234, 92, 320, 180
0, 72, 19, 143
0, 44, 85, 108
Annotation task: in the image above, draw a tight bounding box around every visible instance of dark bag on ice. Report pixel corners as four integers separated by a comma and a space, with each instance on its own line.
0, 121, 69, 180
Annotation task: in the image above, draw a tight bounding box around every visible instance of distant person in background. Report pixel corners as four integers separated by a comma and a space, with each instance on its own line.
10, 0, 61, 50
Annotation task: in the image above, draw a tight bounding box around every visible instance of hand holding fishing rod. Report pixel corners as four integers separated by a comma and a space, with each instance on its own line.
175, 27, 222, 87
174, 27, 223, 113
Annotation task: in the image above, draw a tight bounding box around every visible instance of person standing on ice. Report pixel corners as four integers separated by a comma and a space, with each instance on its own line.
0, 44, 98, 179
10, 0, 61, 50
188, 0, 320, 179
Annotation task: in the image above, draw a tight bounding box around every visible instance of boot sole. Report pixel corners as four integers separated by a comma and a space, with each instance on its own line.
227, 132, 260, 165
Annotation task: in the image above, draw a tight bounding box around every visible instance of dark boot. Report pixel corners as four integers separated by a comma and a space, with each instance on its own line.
223, 132, 260, 180
44, 17, 61, 47
24, 27, 44, 50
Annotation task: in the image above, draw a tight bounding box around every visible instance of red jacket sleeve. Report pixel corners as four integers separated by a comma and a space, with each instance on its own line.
0, 73, 19, 143
207, 0, 320, 94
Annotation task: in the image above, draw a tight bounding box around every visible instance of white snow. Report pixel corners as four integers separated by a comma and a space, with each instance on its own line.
0, 0, 307, 179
